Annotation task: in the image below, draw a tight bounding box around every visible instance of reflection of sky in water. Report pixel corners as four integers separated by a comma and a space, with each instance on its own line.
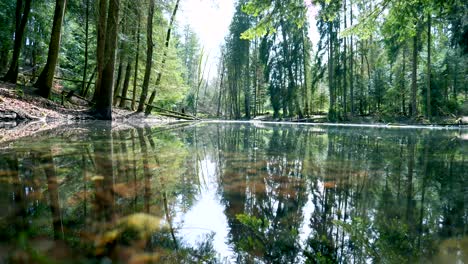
1, 122, 466, 263
174, 157, 233, 260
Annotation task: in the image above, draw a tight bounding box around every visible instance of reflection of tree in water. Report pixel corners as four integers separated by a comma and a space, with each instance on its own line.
0, 124, 466, 263
303, 128, 467, 263
0, 124, 218, 263
216, 124, 308, 263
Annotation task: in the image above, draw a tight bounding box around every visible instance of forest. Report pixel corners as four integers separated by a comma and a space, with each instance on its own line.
1, 122, 466, 263
0, 1, 467, 262
0, 0, 467, 121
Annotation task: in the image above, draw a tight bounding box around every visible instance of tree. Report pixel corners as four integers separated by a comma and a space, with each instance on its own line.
130, 10, 141, 110
137, 0, 155, 112
80, 0, 91, 96
34, 0, 68, 98
94, 0, 120, 119
0, 1, 16, 73
145, 0, 181, 115
2, 0, 32, 84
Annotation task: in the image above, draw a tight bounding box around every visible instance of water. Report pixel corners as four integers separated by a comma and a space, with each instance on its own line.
0, 121, 467, 263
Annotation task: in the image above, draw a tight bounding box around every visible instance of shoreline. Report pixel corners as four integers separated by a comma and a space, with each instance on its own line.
203, 119, 468, 130
1, 80, 466, 144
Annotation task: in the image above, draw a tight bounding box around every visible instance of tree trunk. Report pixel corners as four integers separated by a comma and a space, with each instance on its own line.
94, 0, 119, 120
328, 24, 336, 121
411, 28, 419, 117
83, 66, 96, 97
119, 62, 132, 108
34, 0, 68, 98
92, 0, 108, 102
2, 0, 32, 84
402, 46, 407, 115
137, 0, 155, 112
359, 41, 364, 115
145, 0, 181, 115
194, 52, 206, 116
302, 29, 309, 116
80, 0, 90, 96
217, 58, 225, 117
131, 16, 140, 111
426, 14, 431, 119
349, 0, 354, 115
343, 0, 347, 117
244, 41, 251, 119
113, 51, 124, 106
0, 47, 9, 73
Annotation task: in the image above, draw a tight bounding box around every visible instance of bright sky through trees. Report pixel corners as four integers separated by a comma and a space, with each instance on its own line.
178, 0, 235, 71
178, 0, 319, 72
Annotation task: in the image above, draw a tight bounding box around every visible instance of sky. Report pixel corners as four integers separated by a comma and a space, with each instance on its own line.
177, 0, 235, 74
177, 0, 320, 76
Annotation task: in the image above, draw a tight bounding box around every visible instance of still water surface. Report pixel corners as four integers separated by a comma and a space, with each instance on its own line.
0, 122, 467, 263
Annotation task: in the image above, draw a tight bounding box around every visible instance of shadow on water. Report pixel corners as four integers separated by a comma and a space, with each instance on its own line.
0, 121, 466, 263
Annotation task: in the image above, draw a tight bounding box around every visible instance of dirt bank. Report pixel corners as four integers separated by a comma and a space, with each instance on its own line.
0, 81, 176, 143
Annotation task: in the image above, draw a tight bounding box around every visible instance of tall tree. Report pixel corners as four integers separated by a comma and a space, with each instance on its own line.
411, 25, 419, 117
145, 0, 181, 115
426, 11, 431, 119
131, 13, 141, 111
34, 0, 68, 98
137, 0, 155, 112
80, 0, 90, 96
2, 0, 32, 84
94, 0, 120, 119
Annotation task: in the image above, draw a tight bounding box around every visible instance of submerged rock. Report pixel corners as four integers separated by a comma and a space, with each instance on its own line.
95, 213, 167, 255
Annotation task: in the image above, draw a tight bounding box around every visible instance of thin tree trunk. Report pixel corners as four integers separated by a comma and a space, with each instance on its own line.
119, 62, 132, 108
328, 24, 335, 120
113, 50, 124, 106
402, 46, 407, 115
360, 41, 364, 115
244, 41, 251, 119
411, 27, 419, 117
2, 0, 32, 84
302, 29, 309, 116
131, 16, 140, 111
216, 59, 225, 117
137, 0, 155, 112
343, 0, 347, 117
194, 49, 207, 116
114, 0, 131, 106
80, 0, 90, 96
0, 47, 9, 73
349, 0, 354, 115
83, 66, 96, 98
253, 40, 259, 117
426, 14, 431, 118
145, 0, 181, 114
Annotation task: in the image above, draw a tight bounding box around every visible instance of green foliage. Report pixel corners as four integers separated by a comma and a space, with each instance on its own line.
236, 213, 269, 232
0, 0, 466, 119
241, 0, 307, 40
0, 0, 15, 66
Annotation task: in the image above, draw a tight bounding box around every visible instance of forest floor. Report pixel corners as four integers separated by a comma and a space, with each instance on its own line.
0, 81, 175, 143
